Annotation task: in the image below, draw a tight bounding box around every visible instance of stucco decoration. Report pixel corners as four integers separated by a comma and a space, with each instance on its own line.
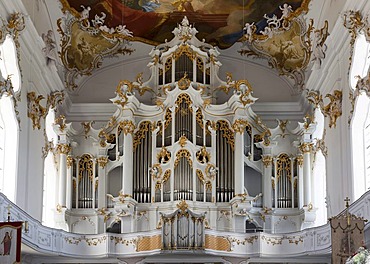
57, 5, 134, 90
306, 90, 343, 128
240, 5, 328, 90
27, 92, 47, 130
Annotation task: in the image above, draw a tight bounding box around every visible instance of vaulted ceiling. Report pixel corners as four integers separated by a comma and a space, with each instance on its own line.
20, 0, 347, 121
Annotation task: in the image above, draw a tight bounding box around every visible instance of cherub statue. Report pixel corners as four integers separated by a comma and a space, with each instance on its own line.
42, 30, 57, 66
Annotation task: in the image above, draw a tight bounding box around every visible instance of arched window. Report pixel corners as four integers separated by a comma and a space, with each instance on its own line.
0, 95, 18, 202
42, 108, 58, 227
0, 35, 21, 93
351, 32, 370, 200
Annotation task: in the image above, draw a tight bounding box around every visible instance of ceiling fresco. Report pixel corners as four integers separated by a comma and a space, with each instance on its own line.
60, 0, 309, 49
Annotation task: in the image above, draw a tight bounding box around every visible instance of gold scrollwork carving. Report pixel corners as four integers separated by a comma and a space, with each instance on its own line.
78, 154, 94, 182
217, 120, 235, 150
276, 154, 291, 181
157, 147, 171, 164
178, 73, 191, 90
119, 120, 135, 135
27, 92, 47, 130
262, 155, 273, 168
174, 149, 193, 168
67, 155, 74, 168
56, 143, 71, 155
196, 146, 210, 164
205, 163, 217, 180
232, 119, 250, 134
64, 236, 107, 246
47, 91, 64, 109
296, 155, 303, 167
110, 236, 136, 246
306, 89, 342, 128
261, 235, 283, 246
229, 236, 258, 245
55, 115, 66, 132
150, 163, 162, 180
97, 156, 108, 168
179, 135, 187, 147
299, 142, 313, 154
133, 121, 150, 151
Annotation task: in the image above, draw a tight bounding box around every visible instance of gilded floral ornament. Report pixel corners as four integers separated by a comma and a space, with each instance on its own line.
262, 155, 273, 168
205, 164, 217, 180
119, 120, 135, 135
55, 115, 66, 132
343, 11, 370, 72
232, 119, 250, 134
255, 116, 271, 146
66, 155, 74, 168
196, 146, 210, 164
299, 142, 313, 154
47, 91, 64, 109
97, 156, 109, 168
177, 72, 191, 90
56, 143, 71, 155
296, 155, 303, 167
177, 200, 188, 213
0, 75, 20, 124
57, 4, 134, 90
239, 4, 315, 90
306, 89, 343, 128
150, 163, 162, 180
27, 92, 47, 130
179, 135, 187, 147
157, 147, 171, 164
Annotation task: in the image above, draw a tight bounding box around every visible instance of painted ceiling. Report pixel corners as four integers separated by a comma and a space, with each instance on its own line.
61, 0, 308, 49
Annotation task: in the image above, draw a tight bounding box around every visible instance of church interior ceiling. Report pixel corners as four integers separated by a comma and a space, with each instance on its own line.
57, 0, 316, 98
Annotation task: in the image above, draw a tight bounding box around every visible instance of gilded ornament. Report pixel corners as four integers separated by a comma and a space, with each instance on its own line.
179, 135, 187, 147
27, 91, 47, 130
81, 121, 93, 139
176, 200, 188, 213
299, 142, 313, 154
322, 90, 342, 128
205, 235, 231, 252
55, 115, 66, 131
133, 121, 150, 151
276, 153, 292, 181
66, 155, 74, 168
262, 155, 273, 168
174, 149, 193, 168
205, 163, 217, 180
157, 147, 171, 164
119, 120, 135, 135
177, 72, 191, 90
217, 120, 235, 150
97, 156, 108, 168
296, 155, 303, 167
47, 91, 64, 109
196, 146, 210, 164
56, 143, 71, 155
150, 163, 162, 179
136, 235, 161, 252
78, 154, 94, 182
232, 119, 249, 134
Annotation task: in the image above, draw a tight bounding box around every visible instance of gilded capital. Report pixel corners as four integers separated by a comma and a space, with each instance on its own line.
299, 142, 313, 154
66, 155, 74, 168
119, 120, 135, 135
97, 156, 109, 168
296, 155, 303, 167
56, 143, 71, 155
232, 119, 249, 134
262, 155, 273, 168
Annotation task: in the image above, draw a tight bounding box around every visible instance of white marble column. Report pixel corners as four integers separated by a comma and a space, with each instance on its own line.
66, 155, 73, 209
97, 156, 108, 209
121, 120, 135, 197
262, 155, 273, 208
300, 143, 313, 206
57, 143, 70, 207
297, 155, 304, 208
233, 123, 245, 195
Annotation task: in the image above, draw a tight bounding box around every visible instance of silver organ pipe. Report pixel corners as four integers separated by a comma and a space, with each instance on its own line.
276, 154, 292, 208
216, 121, 234, 202
133, 122, 152, 203
77, 154, 94, 209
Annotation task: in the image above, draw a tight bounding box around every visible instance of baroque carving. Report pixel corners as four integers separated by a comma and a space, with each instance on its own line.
56, 143, 71, 155
232, 119, 250, 134
239, 3, 317, 90
66, 155, 74, 168
57, 4, 134, 90
97, 156, 108, 168
119, 120, 135, 135
262, 155, 273, 168
27, 92, 47, 130
42, 30, 58, 66
0, 75, 20, 124
306, 90, 343, 128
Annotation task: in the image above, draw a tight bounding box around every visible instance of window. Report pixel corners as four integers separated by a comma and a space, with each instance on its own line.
42, 108, 58, 227
351, 33, 370, 200
0, 35, 21, 93
0, 95, 18, 202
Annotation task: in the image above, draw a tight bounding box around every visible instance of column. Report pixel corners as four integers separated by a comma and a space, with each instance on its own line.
121, 120, 135, 197
233, 121, 245, 195
57, 143, 70, 208
300, 143, 313, 206
66, 155, 73, 209
296, 155, 304, 208
262, 155, 273, 208
97, 156, 108, 208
